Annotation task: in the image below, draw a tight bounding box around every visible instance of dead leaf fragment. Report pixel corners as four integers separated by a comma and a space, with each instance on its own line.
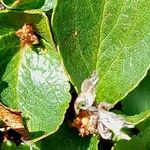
0, 103, 28, 140
71, 110, 98, 137
16, 23, 39, 47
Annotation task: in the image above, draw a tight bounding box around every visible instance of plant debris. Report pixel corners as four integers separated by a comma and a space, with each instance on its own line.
0, 103, 28, 141
74, 71, 98, 114
16, 23, 39, 47
72, 72, 134, 140
0, 3, 5, 10
72, 109, 98, 137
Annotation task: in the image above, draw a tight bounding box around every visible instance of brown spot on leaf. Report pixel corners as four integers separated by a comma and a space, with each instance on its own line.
0, 103, 28, 140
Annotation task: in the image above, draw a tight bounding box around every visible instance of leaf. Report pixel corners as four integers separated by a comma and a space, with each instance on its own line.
41, 0, 55, 11
35, 123, 99, 150
0, 10, 53, 86
0, 103, 28, 140
52, 0, 150, 104
1, 40, 70, 139
0, 11, 71, 140
121, 70, 150, 124
136, 117, 150, 132
0, 0, 54, 11
122, 71, 150, 115
125, 110, 150, 125
0, 28, 19, 82
1, 140, 40, 150
113, 126, 150, 150
0, 10, 53, 44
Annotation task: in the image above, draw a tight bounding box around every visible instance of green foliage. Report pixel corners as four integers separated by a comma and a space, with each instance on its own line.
122, 71, 150, 125
0, 0, 150, 149
113, 126, 150, 150
1, 40, 70, 138
0, 0, 54, 10
0, 7, 71, 147
1, 141, 39, 150
52, 0, 150, 104
36, 123, 99, 150
122, 71, 150, 115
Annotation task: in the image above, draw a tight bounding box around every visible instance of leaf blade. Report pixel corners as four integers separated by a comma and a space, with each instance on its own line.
1, 41, 70, 139
52, 0, 150, 104
0, 11, 71, 140
121, 71, 150, 125
1, 0, 54, 11
113, 126, 150, 150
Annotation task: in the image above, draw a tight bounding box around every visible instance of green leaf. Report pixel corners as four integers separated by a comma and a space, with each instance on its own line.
0, 10, 53, 100
35, 123, 99, 150
52, 0, 150, 104
121, 71, 150, 124
1, 40, 70, 139
41, 0, 55, 11
0, 0, 54, 11
122, 71, 150, 115
0, 11, 70, 139
113, 126, 150, 150
0, 27, 19, 82
1, 141, 39, 150
125, 111, 150, 125
0, 10, 53, 44
136, 117, 150, 132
